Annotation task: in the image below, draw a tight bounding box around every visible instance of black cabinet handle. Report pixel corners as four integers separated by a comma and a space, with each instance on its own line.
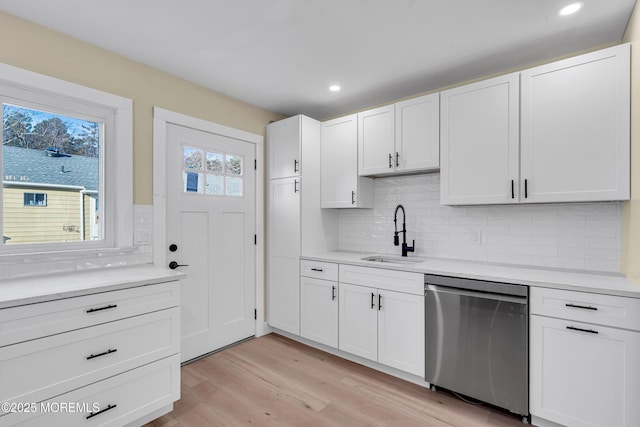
332, 286, 336, 301
371, 293, 375, 309
294, 159, 299, 173
395, 152, 399, 168
310, 268, 323, 272
86, 404, 117, 420
511, 180, 515, 199
351, 191, 356, 205
86, 304, 117, 314
566, 326, 598, 334
524, 179, 528, 198
388, 153, 392, 168
294, 179, 299, 193
378, 294, 382, 311
566, 303, 598, 311
86, 348, 118, 360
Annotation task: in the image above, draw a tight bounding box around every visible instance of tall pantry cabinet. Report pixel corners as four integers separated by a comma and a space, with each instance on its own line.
267, 115, 337, 335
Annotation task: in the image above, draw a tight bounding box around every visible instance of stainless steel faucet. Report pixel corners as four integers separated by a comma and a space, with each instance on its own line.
393, 204, 415, 257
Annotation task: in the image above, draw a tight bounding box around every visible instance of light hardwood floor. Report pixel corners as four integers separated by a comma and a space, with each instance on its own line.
146, 334, 525, 427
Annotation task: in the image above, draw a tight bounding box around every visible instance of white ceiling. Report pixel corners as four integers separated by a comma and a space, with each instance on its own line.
0, 1, 636, 120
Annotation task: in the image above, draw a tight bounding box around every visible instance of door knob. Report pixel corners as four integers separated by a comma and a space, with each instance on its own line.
168, 261, 188, 269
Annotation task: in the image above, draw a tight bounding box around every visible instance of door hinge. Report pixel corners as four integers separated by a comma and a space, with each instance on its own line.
254, 234, 257, 245
254, 309, 257, 320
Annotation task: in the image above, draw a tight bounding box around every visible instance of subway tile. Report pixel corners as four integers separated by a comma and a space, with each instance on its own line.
336, 173, 621, 273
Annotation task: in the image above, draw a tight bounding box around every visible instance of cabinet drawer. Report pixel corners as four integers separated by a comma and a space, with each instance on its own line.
0, 281, 180, 347
339, 264, 423, 295
530, 287, 640, 331
0, 354, 179, 426
0, 308, 179, 405
300, 260, 338, 281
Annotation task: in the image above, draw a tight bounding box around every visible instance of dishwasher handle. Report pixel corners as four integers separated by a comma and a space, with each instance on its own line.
426, 284, 527, 305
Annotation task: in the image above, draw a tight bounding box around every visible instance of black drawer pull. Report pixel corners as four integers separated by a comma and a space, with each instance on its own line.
566, 303, 598, 311
86, 348, 118, 360
332, 285, 336, 301
566, 326, 598, 334
86, 403, 117, 420
371, 293, 375, 309
310, 268, 324, 272
86, 304, 117, 314
378, 294, 382, 311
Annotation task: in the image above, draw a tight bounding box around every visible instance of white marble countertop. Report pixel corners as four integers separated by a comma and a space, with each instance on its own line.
302, 251, 640, 298
0, 265, 185, 309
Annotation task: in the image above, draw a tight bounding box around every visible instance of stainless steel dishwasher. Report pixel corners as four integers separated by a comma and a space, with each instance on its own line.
424, 274, 528, 418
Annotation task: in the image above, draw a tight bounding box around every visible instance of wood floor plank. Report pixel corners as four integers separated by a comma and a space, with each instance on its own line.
145, 334, 524, 427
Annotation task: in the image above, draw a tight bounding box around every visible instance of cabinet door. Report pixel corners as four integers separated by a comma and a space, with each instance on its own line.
377, 290, 424, 376
268, 115, 300, 179
358, 104, 395, 175
339, 283, 378, 361
396, 93, 440, 173
530, 315, 640, 427
300, 277, 338, 348
440, 73, 520, 205
321, 114, 373, 208
268, 177, 300, 334
521, 44, 630, 203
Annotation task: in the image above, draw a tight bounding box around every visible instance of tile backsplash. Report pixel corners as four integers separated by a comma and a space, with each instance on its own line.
338, 174, 622, 273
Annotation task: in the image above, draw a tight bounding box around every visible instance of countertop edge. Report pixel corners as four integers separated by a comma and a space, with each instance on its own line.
0, 265, 186, 309
300, 252, 640, 299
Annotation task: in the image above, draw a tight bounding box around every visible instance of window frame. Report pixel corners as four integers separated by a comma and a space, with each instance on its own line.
0, 62, 133, 254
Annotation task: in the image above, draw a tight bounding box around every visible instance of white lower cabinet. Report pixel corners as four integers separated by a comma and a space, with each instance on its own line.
530, 287, 640, 427
0, 274, 181, 426
300, 276, 338, 347
338, 265, 424, 377
339, 283, 378, 361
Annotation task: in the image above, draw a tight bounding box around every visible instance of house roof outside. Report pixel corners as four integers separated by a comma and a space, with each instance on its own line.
2, 146, 98, 191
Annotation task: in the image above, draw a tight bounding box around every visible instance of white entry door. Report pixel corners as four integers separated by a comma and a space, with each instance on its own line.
166, 123, 256, 362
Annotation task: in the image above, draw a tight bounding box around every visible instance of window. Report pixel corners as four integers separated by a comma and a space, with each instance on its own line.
182, 146, 244, 197
23, 193, 47, 207
0, 62, 133, 252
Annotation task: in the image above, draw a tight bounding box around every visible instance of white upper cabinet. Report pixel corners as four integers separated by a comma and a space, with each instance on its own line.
520, 43, 630, 203
358, 93, 440, 176
440, 73, 520, 205
268, 115, 301, 179
395, 93, 440, 173
321, 114, 373, 208
441, 43, 630, 205
358, 105, 395, 175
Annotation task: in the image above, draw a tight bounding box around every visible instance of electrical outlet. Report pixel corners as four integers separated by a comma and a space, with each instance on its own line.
365, 227, 373, 240
472, 229, 482, 245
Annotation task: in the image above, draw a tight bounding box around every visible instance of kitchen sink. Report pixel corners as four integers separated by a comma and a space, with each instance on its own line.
361, 255, 424, 264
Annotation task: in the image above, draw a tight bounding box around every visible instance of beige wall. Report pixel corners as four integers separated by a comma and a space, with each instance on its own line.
623, 4, 640, 286
0, 11, 282, 205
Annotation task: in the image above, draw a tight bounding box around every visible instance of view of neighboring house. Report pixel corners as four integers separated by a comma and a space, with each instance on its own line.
2, 146, 99, 244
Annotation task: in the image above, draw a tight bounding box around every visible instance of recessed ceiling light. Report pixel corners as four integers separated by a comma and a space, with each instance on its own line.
558, 2, 583, 16
329, 85, 341, 92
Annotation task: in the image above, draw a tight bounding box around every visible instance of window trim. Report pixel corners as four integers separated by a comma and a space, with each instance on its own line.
0, 62, 133, 253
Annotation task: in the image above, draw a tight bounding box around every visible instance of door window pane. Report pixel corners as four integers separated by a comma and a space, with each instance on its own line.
225, 154, 242, 175
226, 177, 243, 196
183, 147, 203, 170
206, 174, 224, 195
206, 152, 224, 173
